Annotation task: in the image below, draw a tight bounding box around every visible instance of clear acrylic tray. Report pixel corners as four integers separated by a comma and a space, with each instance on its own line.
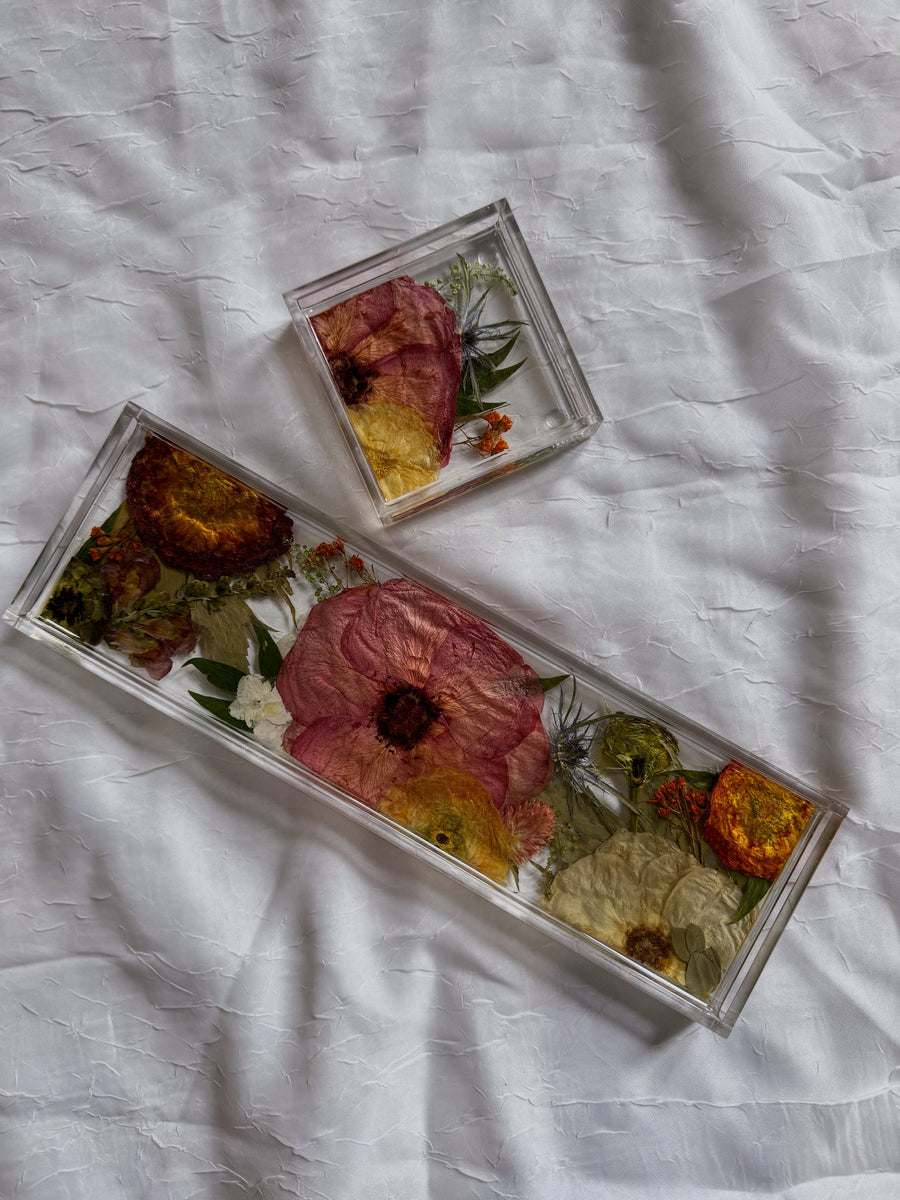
284, 199, 602, 524
5, 404, 845, 1036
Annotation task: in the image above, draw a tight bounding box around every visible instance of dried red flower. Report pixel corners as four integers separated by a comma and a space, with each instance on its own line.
276, 577, 552, 810
105, 613, 201, 681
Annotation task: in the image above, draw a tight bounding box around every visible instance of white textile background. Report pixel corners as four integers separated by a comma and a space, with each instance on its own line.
2, 2, 898, 1198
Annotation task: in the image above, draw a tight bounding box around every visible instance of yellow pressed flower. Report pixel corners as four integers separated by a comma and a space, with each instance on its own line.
381, 768, 516, 883
379, 767, 555, 885
347, 397, 440, 501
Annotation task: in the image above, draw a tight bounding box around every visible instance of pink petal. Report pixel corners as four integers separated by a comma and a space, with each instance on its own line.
285, 715, 413, 806
351, 277, 459, 361
277, 585, 383, 723
501, 723, 553, 809
311, 280, 397, 359
367, 346, 458, 467
339, 578, 462, 689
502, 800, 556, 863
428, 626, 545, 759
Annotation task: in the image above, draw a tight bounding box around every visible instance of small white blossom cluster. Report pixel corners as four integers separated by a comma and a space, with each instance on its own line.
229, 674, 291, 750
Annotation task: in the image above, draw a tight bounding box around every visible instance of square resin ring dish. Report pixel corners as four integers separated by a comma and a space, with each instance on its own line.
5, 405, 845, 1036
284, 199, 602, 524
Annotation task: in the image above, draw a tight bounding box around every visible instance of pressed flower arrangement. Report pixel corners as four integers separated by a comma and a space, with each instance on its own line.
6, 406, 845, 1035
284, 199, 602, 523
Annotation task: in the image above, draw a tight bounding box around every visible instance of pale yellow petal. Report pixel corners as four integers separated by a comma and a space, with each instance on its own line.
663, 869, 750, 969
348, 398, 440, 501
546, 852, 639, 945
638, 843, 700, 922
545, 828, 756, 989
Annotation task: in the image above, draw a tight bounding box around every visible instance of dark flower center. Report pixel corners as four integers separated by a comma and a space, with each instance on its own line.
47, 586, 86, 623
330, 352, 374, 406
626, 756, 646, 786
624, 925, 672, 970
375, 685, 441, 751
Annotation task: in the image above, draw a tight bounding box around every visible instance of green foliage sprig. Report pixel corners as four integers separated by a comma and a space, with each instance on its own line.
426, 255, 526, 417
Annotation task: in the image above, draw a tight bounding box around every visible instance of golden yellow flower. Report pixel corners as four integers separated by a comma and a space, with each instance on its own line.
380, 767, 554, 885
381, 768, 514, 882
544, 830, 752, 988
346, 397, 440, 501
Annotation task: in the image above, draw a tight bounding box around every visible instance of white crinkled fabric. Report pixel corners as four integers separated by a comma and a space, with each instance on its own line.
1, 2, 897, 1198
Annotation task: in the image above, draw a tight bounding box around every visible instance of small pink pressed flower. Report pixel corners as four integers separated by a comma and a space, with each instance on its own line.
276, 578, 551, 810
105, 614, 201, 681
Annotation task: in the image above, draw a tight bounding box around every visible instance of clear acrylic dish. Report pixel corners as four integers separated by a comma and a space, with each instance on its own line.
4, 404, 845, 1036
283, 199, 602, 524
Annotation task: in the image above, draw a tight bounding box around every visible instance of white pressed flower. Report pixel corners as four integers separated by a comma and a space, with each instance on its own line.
545, 830, 752, 990
253, 710, 292, 750
230, 674, 292, 749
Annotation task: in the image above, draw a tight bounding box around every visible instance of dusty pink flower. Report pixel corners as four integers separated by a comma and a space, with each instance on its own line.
106, 614, 201, 681
276, 578, 551, 810
311, 276, 461, 497
100, 547, 161, 615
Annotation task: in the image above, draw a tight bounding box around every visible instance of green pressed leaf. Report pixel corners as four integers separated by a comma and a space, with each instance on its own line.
539, 674, 570, 693
474, 356, 525, 389
679, 770, 719, 791
184, 658, 245, 695
541, 809, 614, 895
685, 924, 706, 956
729, 875, 771, 924
685, 946, 721, 999
455, 393, 486, 419
459, 357, 525, 405
188, 691, 252, 733
253, 623, 283, 682
456, 392, 510, 419
686, 947, 722, 998
475, 331, 521, 370
670, 927, 690, 962
157, 562, 189, 597
190, 595, 254, 672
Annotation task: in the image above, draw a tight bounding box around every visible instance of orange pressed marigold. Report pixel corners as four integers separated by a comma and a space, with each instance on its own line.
125, 436, 293, 580
703, 761, 813, 882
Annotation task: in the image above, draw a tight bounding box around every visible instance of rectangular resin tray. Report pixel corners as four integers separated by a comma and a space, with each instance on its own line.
284, 199, 602, 524
4, 404, 845, 1035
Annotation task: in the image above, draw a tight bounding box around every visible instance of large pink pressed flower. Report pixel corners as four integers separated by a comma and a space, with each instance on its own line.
276, 578, 552, 810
